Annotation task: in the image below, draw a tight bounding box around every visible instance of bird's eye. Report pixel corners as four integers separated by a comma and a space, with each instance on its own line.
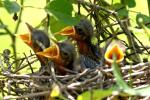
61, 52, 69, 58
77, 28, 84, 35
77, 28, 82, 32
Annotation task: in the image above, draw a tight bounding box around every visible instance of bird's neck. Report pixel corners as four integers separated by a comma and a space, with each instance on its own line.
77, 40, 92, 55
77, 40, 101, 62
54, 58, 74, 75
36, 55, 48, 66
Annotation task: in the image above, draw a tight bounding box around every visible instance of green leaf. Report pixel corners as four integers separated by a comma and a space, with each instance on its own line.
112, 54, 129, 89
49, 16, 68, 41
126, 0, 136, 8
113, 3, 129, 18
50, 84, 67, 100
3, 0, 20, 14
50, 16, 69, 33
118, 8, 128, 18
112, 55, 136, 95
112, 54, 150, 96
47, 0, 73, 15
45, 0, 80, 25
51, 84, 60, 97
136, 13, 150, 28
113, 3, 124, 10
77, 89, 113, 100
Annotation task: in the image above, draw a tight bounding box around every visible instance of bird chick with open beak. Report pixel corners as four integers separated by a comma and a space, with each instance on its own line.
57, 19, 101, 69
36, 41, 76, 75
104, 40, 126, 65
18, 23, 50, 66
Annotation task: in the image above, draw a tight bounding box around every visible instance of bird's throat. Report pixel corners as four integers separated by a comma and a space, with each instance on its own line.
77, 41, 91, 55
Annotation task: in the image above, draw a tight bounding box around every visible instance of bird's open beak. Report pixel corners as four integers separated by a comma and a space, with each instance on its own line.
36, 44, 60, 61
105, 44, 124, 64
56, 26, 76, 37
18, 34, 32, 46
17, 23, 35, 47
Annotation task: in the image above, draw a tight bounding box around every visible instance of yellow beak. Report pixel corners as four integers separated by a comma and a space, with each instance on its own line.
56, 26, 76, 37
18, 34, 32, 46
105, 44, 124, 64
36, 44, 60, 61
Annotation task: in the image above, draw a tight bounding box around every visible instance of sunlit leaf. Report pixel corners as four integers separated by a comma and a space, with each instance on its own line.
77, 89, 113, 100
51, 84, 60, 97
3, 0, 20, 14
45, 0, 80, 25
50, 84, 67, 100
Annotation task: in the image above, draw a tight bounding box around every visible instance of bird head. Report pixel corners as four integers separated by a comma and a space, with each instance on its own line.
57, 19, 93, 41
18, 23, 50, 51
58, 42, 76, 66
36, 41, 76, 67
18, 23, 35, 47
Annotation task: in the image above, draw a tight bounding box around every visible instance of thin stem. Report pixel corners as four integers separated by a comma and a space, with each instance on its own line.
45, 0, 50, 33
0, 19, 13, 37
13, 0, 24, 67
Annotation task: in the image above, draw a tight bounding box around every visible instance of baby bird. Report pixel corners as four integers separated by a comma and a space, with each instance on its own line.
18, 23, 50, 66
57, 19, 101, 69
36, 41, 76, 75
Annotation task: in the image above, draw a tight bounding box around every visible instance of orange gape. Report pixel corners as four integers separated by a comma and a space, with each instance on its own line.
57, 26, 75, 36
104, 43, 125, 65
18, 34, 32, 47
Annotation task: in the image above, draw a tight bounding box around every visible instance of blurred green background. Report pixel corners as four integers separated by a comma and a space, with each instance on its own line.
0, 0, 47, 56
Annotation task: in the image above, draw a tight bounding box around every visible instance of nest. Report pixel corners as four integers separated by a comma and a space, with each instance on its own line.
1, 46, 150, 100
